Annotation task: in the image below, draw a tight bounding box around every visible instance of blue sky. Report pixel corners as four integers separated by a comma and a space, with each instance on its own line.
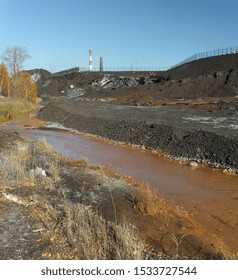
0, 0, 237, 72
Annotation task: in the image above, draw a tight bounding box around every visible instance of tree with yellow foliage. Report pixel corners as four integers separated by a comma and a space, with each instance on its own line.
15, 72, 37, 104
0, 64, 11, 97
1, 46, 37, 103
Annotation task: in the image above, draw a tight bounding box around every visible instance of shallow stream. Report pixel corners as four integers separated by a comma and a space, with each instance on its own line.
1, 122, 238, 252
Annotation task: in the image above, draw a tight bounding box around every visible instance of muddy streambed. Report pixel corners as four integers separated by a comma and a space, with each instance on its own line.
1, 123, 238, 253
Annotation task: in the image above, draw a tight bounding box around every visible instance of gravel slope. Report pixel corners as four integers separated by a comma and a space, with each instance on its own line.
38, 98, 238, 172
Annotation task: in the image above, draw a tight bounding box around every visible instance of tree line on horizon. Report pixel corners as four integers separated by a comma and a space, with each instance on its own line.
0, 46, 37, 104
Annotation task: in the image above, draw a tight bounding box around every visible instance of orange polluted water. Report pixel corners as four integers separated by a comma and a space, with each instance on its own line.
4, 125, 238, 253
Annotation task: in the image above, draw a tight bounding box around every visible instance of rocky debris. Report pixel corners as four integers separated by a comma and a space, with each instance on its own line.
67, 88, 85, 99
31, 72, 41, 83
38, 99, 238, 172
189, 161, 199, 168
30, 167, 47, 176
28, 69, 52, 83
90, 74, 169, 90
2, 193, 23, 204
28, 53, 238, 103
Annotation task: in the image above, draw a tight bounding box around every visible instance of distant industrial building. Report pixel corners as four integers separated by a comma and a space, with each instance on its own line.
54, 49, 105, 74
89, 48, 93, 71
100, 55, 103, 72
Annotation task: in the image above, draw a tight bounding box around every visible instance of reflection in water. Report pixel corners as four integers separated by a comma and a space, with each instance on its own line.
2, 125, 238, 251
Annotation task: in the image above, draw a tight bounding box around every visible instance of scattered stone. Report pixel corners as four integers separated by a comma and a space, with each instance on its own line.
30, 167, 47, 176
2, 193, 23, 204
189, 161, 199, 168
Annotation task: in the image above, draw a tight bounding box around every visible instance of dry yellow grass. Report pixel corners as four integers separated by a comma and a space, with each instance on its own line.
135, 183, 167, 215
0, 139, 145, 260
0, 98, 34, 122
38, 202, 144, 260
0, 138, 59, 187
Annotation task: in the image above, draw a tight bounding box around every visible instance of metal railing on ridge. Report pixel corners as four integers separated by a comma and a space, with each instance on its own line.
171, 46, 238, 68
78, 66, 170, 72
53, 46, 238, 75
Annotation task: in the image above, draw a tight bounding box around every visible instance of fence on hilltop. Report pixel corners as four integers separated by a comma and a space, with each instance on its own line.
53, 46, 238, 75
171, 46, 238, 68
79, 66, 170, 72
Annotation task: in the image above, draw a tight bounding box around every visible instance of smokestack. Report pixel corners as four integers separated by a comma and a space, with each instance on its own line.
100, 55, 103, 72
89, 48, 93, 71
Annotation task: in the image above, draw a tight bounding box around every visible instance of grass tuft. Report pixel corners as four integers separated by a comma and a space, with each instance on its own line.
135, 183, 167, 215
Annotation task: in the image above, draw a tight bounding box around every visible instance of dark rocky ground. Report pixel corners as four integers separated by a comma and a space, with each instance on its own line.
38, 99, 238, 172
30, 53, 238, 101
30, 53, 238, 172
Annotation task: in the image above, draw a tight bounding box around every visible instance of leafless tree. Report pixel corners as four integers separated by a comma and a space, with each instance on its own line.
2, 46, 30, 77
2, 46, 30, 97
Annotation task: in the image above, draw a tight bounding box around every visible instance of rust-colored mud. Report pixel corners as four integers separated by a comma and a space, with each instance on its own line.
11, 109, 44, 128
2, 124, 238, 254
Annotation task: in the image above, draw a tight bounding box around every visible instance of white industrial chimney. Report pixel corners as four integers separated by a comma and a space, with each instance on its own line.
89, 48, 93, 71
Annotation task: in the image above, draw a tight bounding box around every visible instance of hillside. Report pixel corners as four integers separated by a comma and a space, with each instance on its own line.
29, 53, 238, 103
168, 53, 238, 79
